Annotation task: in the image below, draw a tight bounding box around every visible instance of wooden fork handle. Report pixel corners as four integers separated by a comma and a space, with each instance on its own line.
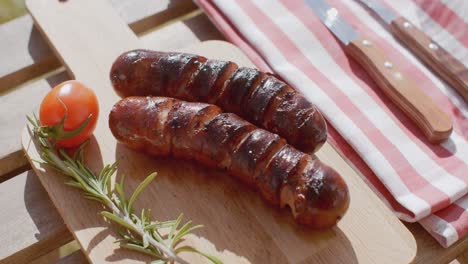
390, 16, 468, 101
345, 36, 452, 143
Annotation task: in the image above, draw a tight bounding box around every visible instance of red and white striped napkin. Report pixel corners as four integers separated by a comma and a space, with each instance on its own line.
195, 0, 468, 247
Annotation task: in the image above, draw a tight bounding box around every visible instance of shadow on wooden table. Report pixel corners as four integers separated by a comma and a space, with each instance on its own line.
406, 222, 468, 264
182, 13, 225, 43
113, 143, 358, 263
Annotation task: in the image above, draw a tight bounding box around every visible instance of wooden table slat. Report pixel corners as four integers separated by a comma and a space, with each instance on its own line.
406, 223, 468, 264
56, 250, 88, 264
0, 71, 69, 178
141, 11, 224, 51
29, 241, 86, 264
0, 1, 466, 263
0, 0, 195, 93
455, 251, 468, 264
0, 13, 223, 263
0, 171, 73, 264
110, 0, 197, 34
0, 15, 61, 93
0, 13, 222, 178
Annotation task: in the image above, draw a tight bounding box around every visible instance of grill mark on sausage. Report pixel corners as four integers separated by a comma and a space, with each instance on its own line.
110, 50, 328, 153
185, 60, 238, 103
257, 145, 305, 206
245, 76, 287, 123
216, 67, 266, 115
109, 97, 349, 229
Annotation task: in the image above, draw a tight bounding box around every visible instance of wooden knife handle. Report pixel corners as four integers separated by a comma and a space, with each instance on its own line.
390, 16, 468, 101
345, 36, 452, 143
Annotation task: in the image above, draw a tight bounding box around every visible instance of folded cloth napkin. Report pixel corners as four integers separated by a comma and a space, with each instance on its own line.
195, 0, 468, 247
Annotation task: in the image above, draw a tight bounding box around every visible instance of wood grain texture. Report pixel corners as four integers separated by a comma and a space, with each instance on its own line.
0, 170, 73, 264
455, 251, 468, 264
30, 241, 84, 264
0, 13, 222, 178
0, 2, 464, 264
23, 0, 416, 262
0, 72, 68, 178
141, 12, 225, 51
406, 223, 468, 264
390, 17, 468, 101
0, 0, 196, 92
2, 7, 222, 263
0, 150, 30, 180
110, 0, 196, 34
345, 36, 453, 143
0, 14, 224, 260
0, 15, 61, 93
56, 250, 88, 264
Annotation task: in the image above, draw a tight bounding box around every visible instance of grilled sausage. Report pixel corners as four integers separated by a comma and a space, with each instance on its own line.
110, 50, 327, 153
109, 96, 348, 229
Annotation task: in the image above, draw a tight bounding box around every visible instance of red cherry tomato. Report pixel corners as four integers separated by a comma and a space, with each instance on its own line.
39, 80, 99, 148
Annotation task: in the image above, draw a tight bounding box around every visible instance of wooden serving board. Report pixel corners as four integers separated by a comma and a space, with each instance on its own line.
22, 0, 416, 263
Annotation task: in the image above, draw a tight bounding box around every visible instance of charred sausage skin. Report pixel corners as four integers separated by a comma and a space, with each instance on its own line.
110, 49, 327, 153
109, 96, 348, 229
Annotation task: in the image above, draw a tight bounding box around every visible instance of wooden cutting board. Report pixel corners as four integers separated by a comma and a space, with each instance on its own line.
22, 0, 416, 263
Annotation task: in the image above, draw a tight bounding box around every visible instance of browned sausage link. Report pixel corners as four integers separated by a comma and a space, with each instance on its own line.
110, 49, 327, 153
185, 60, 238, 103
216, 67, 266, 115
109, 96, 349, 229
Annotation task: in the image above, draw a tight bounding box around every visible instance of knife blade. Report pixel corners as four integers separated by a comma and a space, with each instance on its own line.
359, 0, 468, 101
304, 0, 452, 143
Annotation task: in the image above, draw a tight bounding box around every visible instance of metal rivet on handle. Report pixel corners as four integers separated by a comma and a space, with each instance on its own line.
384, 61, 393, 69
429, 43, 439, 50
403, 22, 411, 28
394, 72, 403, 80
362, 40, 372, 46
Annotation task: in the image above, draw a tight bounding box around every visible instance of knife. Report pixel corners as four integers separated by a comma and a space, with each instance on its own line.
304, 0, 452, 143
359, 0, 468, 101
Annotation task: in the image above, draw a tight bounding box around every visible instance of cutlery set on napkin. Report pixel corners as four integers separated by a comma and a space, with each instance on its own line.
306, 0, 459, 144
196, 0, 468, 247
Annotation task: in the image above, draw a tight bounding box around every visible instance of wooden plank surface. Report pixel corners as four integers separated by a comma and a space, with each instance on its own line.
0, 0, 195, 93
0, 13, 223, 264
141, 11, 224, 51
56, 251, 88, 264
0, 71, 68, 178
0, 170, 73, 264
30, 241, 84, 264
0, 11, 226, 263
0, 13, 222, 178
31, 250, 87, 264
23, 0, 416, 263
0, 0, 465, 263
407, 223, 468, 264
455, 251, 468, 264
110, 0, 197, 33
0, 15, 61, 93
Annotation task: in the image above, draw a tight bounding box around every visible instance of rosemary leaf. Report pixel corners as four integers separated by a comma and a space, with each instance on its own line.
64, 181, 83, 190
27, 114, 222, 264
143, 234, 150, 249
120, 243, 162, 258
175, 246, 223, 264
83, 194, 105, 204
172, 224, 204, 247
151, 260, 167, 264
169, 213, 184, 241
101, 211, 137, 233
152, 228, 165, 243
127, 172, 157, 213
145, 220, 177, 230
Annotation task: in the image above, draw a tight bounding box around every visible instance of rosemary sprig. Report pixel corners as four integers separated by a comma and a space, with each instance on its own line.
27, 114, 222, 264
